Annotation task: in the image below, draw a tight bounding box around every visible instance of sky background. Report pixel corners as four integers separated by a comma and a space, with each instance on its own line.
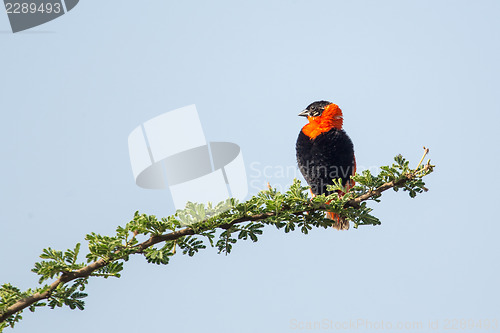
1, 1, 499, 332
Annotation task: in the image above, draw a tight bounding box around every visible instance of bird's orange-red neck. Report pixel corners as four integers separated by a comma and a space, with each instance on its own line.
301, 103, 343, 139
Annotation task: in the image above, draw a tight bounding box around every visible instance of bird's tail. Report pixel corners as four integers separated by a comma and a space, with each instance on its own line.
310, 191, 350, 230
325, 178, 355, 230
326, 211, 349, 230
310, 177, 354, 230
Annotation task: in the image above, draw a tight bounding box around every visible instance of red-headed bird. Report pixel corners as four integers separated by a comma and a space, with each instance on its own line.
296, 101, 356, 230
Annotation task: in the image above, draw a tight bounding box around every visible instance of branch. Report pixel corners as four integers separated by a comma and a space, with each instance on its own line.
347, 161, 431, 207
0, 227, 193, 323
0, 150, 434, 329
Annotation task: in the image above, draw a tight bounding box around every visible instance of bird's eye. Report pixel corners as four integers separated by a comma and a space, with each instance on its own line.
310, 106, 316, 111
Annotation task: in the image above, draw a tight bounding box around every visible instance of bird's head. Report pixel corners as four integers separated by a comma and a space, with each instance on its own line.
299, 100, 344, 139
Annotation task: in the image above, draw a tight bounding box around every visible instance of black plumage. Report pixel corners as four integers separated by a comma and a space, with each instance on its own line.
296, 101, 355, 196
296, 129, 355, 195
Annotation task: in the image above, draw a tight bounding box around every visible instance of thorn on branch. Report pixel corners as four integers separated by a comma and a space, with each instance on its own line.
415, 146, 430, 170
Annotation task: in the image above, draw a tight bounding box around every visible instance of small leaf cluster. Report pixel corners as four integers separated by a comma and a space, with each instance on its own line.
143, 242, 175, 265
32, 243, 85, 284
0, 284, 49, 331
46, 278, 87, 310
390, 154, 432, 197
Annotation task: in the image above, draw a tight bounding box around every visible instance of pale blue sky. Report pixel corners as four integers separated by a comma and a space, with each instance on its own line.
1, 1, 499, 332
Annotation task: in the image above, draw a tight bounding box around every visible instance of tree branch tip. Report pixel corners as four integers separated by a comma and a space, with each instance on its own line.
415, 146, 430, 170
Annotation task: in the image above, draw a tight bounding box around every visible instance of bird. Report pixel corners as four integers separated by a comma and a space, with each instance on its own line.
296, 101, 356, 230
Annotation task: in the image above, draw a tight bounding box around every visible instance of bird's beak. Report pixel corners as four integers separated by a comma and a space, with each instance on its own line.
298, 109, 310, 117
